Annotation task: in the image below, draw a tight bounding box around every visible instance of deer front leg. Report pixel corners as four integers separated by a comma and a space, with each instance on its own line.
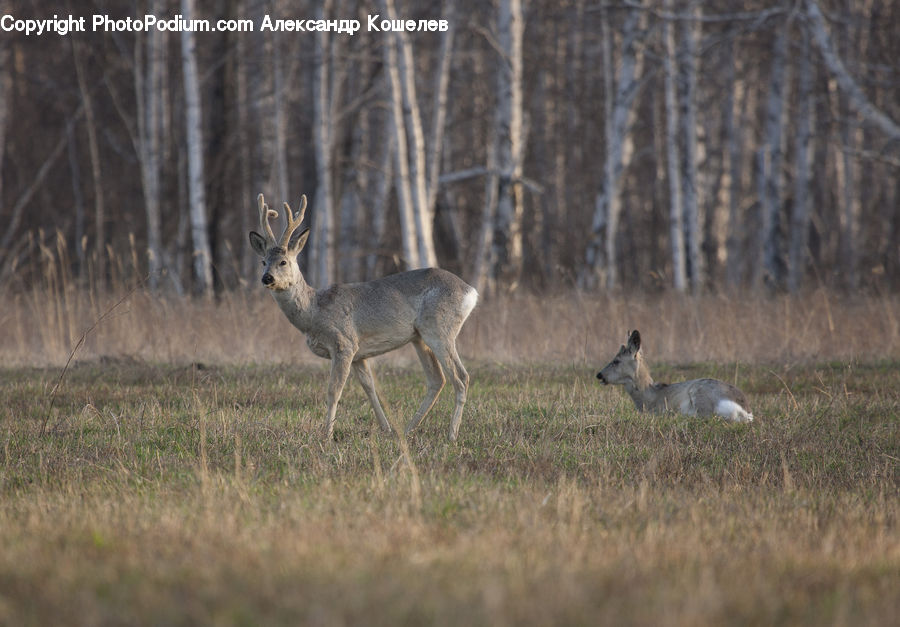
324, 350, 354, 440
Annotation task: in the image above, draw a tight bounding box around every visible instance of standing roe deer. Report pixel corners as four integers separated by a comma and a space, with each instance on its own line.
596, 330, 754, 422
249, 194, 478, 441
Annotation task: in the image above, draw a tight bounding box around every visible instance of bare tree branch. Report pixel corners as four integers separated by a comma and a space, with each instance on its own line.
804, 0, 900, 144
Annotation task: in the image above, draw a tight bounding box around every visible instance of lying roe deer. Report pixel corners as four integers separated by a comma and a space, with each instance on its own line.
249, 194, 478, 441
596, 330, 754, 423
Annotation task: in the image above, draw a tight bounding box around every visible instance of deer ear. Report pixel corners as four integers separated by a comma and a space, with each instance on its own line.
289, 227, 310, 254
249, 231, 268, 256
628, 330, 641, 352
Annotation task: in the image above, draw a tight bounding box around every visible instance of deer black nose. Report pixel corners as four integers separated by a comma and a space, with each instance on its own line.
262, 273, 274, 285
596, 372, 606, 383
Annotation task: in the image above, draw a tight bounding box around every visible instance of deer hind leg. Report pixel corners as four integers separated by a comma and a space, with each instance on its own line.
446, 343, 470, 441
404, 337, 446, 436
352, 359, 394, 435
422, 335, 468, 442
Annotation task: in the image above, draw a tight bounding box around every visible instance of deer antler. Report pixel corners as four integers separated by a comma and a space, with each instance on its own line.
257, 194, 279, 245
279, 194, 307, 248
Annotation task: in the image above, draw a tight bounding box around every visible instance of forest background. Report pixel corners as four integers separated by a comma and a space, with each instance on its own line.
2, 0, 899, 305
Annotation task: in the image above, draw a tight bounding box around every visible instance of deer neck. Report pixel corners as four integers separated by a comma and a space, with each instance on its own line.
623, 359, 658, 410
271, 279, 317, 333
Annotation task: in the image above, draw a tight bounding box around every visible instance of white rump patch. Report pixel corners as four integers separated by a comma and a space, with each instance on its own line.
461, 288, 478, 321
715, 399, 754, 423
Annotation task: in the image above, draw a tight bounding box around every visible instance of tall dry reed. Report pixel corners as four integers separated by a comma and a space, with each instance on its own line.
2, 284, 899, 367
3, 229, 898, 367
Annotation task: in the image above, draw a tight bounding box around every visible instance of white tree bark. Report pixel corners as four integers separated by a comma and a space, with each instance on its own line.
473, 138, 498, 295
136, 0, 165, 290
583, 3, 644, 290
181, 0, 214, 296
381, 9, 421, 270
725, 40, 749, 288
426, 0, 455, 216
491, 0, 526, 290
272, 32, 289, 204
396, 32, 436, 267
663, 0, 686, 292
380, 0, 438, 269
243, 0, 271, 279
582, 3, 615, 289
311, 0, 335, 286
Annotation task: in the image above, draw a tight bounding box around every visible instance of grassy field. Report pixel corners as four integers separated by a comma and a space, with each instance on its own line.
1, 357, 897, 625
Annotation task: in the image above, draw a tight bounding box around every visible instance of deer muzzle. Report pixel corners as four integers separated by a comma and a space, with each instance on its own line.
261, 273, 274, 286
596, 371, 607, 384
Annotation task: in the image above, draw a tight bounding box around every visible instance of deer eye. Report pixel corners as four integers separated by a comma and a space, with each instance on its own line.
612, 359, 620, 365
279, 260, 287, 266
261, 260, 265, 266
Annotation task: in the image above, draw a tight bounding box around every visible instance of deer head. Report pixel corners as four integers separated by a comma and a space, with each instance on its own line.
597, 330, 642, 385
249, 193, 310, 290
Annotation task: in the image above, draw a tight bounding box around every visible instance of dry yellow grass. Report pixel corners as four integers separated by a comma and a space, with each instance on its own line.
1, 285, 899, 367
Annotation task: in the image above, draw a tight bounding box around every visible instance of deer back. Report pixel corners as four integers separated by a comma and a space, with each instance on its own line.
654, 378, 748, 416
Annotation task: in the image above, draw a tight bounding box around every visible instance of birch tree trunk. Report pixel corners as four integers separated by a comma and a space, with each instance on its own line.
311, 0, 335, 286
582, 3, 644, 290
582, 4, 614, 290
756, 19, 789, 289
679, 0, 701, 290
136, 0, 165, 290
472, 139, 499, 295
379, 0, 438, 269
242, 0, 269, 279
425, 0, 455, 217
663, 0, 686, 292
181, 0, 214, 296
725, 41, 749, 288
788, 27, 814, 293
381, 12, 420, 270
272, 33, 289, 204
491, 0, 526, 291
396, 28, 436, 268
